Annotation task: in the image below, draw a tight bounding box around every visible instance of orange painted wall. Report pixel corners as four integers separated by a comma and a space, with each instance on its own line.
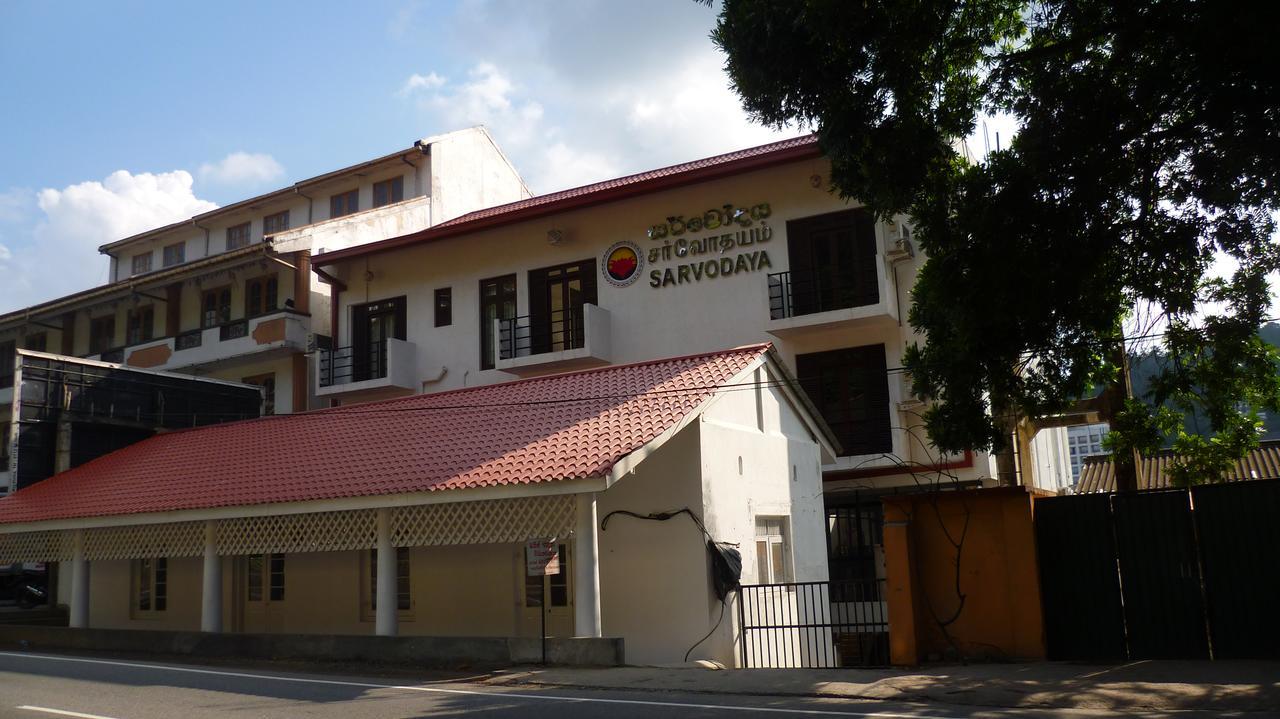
882, 487, 1048, 665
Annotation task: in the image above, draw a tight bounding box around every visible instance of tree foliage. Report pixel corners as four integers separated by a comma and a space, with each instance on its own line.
711, 0, 1280, 484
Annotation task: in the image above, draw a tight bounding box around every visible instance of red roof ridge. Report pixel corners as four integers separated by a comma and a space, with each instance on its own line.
313, 135, 820, 266
322, 342, 774, 413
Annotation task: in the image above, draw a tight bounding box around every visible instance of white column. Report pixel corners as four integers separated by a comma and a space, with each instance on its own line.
201, 521, 222, 633
573, 493, 602, 638
375, 507, 398, 637
69, 529, 89, 629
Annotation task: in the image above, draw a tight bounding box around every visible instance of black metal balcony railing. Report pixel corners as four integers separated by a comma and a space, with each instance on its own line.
319, 340, 388, 388
497, 308, 585, 361
175, 330, 203, 351
767, 268, 880, 320
219, 320, 249, 342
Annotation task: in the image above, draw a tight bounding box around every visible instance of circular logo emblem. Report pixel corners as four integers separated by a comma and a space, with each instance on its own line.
602, 241, 644, 287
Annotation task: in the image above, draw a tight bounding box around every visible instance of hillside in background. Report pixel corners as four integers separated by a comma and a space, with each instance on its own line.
1128, 322, 1280, 443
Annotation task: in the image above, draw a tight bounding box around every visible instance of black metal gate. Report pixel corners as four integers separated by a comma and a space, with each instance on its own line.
1036, 478, 1280, 661
738, 579, 889, 667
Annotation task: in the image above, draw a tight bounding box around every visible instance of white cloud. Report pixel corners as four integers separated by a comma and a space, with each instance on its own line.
397, 1, 794, 194
0, 170, 217, 313
398, 71, 446, 96
198, 152, 285, 187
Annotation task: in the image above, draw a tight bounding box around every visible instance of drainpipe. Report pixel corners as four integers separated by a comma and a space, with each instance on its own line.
194, 220, 212, 256
401, 153, 419, 197
294, 187, 314, 225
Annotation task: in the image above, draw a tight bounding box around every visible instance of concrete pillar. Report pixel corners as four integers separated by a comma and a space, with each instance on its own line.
201, 521, 222, 633
69, 529, 89, 629
573, 493, 602, 638
54, 415, 73, 475
375, 507, 398, 637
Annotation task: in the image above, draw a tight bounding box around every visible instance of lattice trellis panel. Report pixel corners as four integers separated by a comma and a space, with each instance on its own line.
392, 495, 575, 547
0, 530, 71, 563
84, 522, 205, 560
217, 509, 377, 555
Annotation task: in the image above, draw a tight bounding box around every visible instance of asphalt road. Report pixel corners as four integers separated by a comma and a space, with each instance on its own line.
0, 651, 1257, 719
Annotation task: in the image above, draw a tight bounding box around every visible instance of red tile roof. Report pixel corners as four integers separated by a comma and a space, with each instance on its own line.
0, 345, 770, 525
312, 135, 821, 267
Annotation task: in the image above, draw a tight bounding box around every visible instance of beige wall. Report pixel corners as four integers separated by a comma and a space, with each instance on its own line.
597, 424, 712, 665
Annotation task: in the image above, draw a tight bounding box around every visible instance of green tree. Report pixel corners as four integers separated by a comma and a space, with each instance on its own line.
709, 0, 1280, 488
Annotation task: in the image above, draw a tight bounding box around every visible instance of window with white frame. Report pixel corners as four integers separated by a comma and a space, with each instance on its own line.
132, 557, 167, 616
754, 517, 791, 584
361, 547, 412, 620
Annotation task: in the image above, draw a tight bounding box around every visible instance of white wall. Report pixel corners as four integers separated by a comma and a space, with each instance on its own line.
323, 157, 992, 486
1029, 427, 1074, 493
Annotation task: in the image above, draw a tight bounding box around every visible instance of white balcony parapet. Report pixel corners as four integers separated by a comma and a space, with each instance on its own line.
270, 196, 432, 255
316, 337, 418, 401
495, 303, 612, 376
763, 267, 899, 338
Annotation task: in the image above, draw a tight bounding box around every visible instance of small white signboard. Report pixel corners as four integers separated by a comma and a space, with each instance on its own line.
525, 538, 561, 576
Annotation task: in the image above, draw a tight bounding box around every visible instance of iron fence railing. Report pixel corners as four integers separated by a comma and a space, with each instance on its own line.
498, 307, 585, 361
219, 319, 249, 342
739, 579, 889, 668
767, 269, 879, 320
319, 340, 388, 387
175, 330, 203, 351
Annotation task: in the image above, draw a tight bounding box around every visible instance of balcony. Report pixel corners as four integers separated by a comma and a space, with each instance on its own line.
317, 337, 417, 401
269, 195, 431, 254
82, 310, 311, 373
495, 304, 612, 376
765, 268, 898, 338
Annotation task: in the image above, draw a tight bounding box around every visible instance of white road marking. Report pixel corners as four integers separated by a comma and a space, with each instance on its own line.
17, 707, 122, 719
0, 651, 937, 718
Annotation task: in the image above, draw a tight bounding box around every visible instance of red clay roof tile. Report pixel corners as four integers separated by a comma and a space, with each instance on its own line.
0, 344, 770, 525
312, 135, 820, 266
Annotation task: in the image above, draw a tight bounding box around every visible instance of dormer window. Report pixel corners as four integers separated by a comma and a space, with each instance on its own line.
163, 242, 185, 267
227, 222, 251, 251
263, 210, 290, 237
131, 252, 152, 276
330, 189, 358, 218
372, 177, 403, 208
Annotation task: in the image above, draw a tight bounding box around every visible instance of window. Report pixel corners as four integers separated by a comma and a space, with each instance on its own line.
247, 553, 285, 601
365, 547, 412, 616
226, 222, 251, 250
242, 373, 276, 415
527, 259, 597, 355
89, 315, 116, 355
202, 287, 232, 328
126, 306, 154, 346
525, 544, 569, 608
479, 275, 517, 370
755, 517, 791, 584
245, 275, 279, 317
777, 208, 878, 318
0, 340, 13, 389
134, 557, 167, 614
434, 287, 452, 327
372, 176, 403, 208
131, 252, 152, 276
796, 344, 892, 457
263, 210, 290, 236
350, 296, 407, 382
0, 422, 9, 472
162, 242, 185, 267
330, 189, 358, 218
23, 333, 46, 353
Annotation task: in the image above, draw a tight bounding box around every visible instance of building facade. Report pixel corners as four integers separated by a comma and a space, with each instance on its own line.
1, 127, 528, 495
311, 136, 999, 587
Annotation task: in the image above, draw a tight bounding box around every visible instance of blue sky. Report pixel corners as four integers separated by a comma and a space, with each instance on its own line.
0, 1, 1018, 314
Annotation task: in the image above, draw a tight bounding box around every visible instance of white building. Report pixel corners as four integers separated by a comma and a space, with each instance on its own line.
1, 127, 528, 494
